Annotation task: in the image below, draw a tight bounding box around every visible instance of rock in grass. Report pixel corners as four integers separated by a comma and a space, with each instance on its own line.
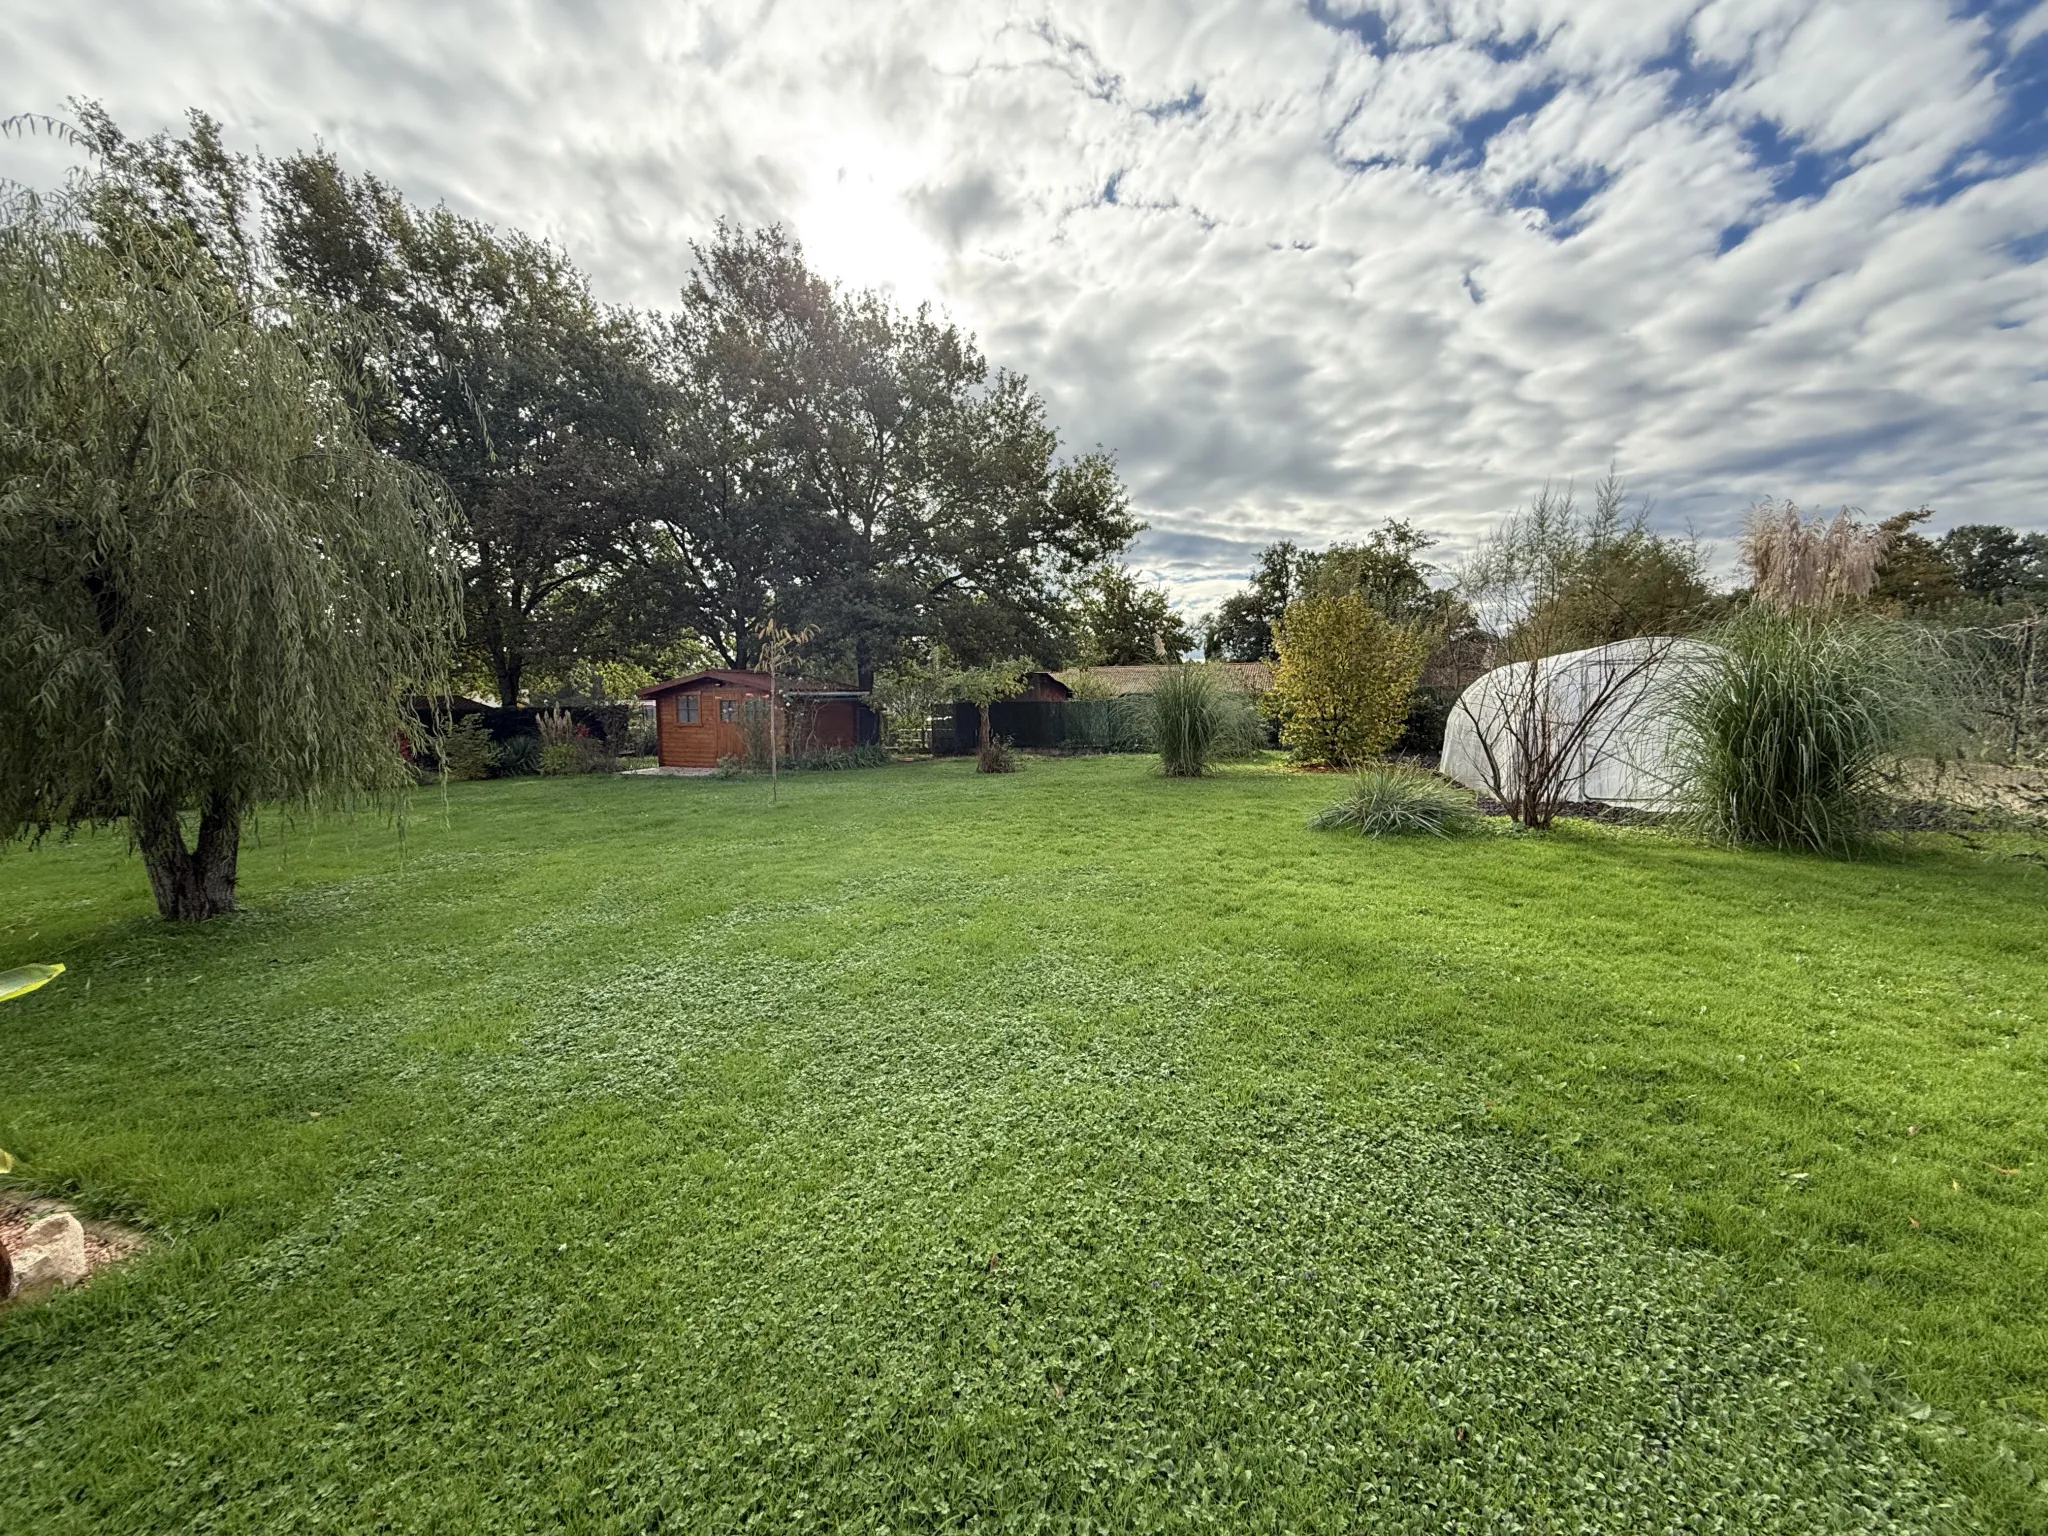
11, 1212, 87, 1292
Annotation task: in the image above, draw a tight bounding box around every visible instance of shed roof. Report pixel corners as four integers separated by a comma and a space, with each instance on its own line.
636, 668, 857, 699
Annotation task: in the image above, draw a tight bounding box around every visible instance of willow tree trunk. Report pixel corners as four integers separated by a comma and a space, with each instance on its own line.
136, 796, 242, 922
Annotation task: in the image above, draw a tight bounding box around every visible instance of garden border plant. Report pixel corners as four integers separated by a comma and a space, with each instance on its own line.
1308, 764, 1480, 838
1145, 665, 1264, 777
1670, 608, 1948, 855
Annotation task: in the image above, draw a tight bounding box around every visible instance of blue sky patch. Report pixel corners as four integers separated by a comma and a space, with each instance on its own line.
1305, 0, 1391, 58
1423, 82, 1564, 171
1509, 167, 1612, 234
1741, 120, 1867, 203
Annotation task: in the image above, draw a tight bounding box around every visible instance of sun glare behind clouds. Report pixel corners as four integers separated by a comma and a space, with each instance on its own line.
790, 128, 944, 305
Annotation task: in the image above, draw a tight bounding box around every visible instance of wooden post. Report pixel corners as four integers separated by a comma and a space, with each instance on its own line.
768, 651, 780, 805
2015, 614, 2038, 762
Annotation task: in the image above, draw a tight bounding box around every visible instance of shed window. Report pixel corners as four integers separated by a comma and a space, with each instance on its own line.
719, 698, 737, 723
742, 697, 769, 723
676, 694, 698, 724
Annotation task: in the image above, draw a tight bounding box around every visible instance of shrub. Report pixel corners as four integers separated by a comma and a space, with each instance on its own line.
495, 734, 544, 777
575, 736, 620, 774
789, 744, 890, 772
1308, 766, 1478, 838
625, 708, 660, 758
1147, 666, 1264, 777
1394, 685, 1459, 756
439, 716, 497, 781
1270, 594, 1432, 767
977, 735, 1018, 774
1670, 609, 1940, 855
739, 704, 773, 770
949, 659, 1033, 773
534, 708, 613, 774
591, 702, 633, 755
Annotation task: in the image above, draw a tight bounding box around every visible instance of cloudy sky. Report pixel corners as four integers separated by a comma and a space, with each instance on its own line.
5, 0, 2046, 608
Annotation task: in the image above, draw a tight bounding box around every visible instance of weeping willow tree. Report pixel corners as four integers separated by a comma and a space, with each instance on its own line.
0, 187, 461, 920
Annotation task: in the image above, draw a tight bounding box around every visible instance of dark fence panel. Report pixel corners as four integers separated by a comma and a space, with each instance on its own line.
989, 700, 1066, 749
932, 698, 1150, 755
406, 703, 627, 754
928, 688, 1455, 758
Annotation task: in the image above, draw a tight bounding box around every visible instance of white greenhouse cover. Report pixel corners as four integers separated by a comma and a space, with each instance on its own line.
1440, 637, 1721, 811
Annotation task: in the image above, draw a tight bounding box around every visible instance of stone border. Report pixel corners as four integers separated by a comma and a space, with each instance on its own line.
1, 1197, 147, 1301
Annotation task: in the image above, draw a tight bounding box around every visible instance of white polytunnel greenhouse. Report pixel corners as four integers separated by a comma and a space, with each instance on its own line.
1439, 636, 1722, 812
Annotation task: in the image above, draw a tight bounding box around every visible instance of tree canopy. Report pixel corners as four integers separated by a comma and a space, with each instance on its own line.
267, 149, 662, 705
1204, 523, 1461, 662
1203, 542, 1306, 662
1466, 473, 1711, 652
631, 226, 1138, 683
1939, 525, 2048, 605
1074, 564, 1195, 664
75, 113, 1143, 702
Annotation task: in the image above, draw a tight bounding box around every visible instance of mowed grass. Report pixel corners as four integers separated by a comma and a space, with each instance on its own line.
1, 755, 2043, 1532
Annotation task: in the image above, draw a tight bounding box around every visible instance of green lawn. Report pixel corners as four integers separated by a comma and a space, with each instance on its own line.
2, 756, 2043, 1532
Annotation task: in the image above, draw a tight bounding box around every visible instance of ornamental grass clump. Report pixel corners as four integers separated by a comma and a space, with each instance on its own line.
1146, 666, 1263, 777
1308, 766, 1479, 838
1670, 609, 1939, 855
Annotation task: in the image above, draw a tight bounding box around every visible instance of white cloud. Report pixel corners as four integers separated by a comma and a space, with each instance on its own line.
2, 0, 2043, 610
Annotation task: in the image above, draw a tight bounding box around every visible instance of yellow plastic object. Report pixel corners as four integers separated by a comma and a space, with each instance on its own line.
0, 963, 64, 1002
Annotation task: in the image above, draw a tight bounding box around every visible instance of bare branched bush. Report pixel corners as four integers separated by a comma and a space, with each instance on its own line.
1454, 472, 1706, 827
1449, 639, 1685, 828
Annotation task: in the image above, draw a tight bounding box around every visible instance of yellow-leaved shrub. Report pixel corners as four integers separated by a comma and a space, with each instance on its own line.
1270, 594, 1431, 766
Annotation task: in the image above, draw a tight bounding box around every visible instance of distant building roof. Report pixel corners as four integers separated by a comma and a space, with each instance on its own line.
1056, 662, 1273, 696
1018, 670, 1073, 700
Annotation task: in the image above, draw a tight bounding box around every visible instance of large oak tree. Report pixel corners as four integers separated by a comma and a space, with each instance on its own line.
268, 152, 660, 704
635, 227, 1138, 681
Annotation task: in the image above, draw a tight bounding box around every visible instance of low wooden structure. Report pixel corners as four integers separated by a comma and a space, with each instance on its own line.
1014, 671, 1074, 701
636, 669, 876, 769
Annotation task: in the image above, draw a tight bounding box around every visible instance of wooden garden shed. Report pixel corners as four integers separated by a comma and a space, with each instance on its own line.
636, 669, 876, 769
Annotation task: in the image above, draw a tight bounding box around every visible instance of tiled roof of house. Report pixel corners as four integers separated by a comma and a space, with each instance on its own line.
1054, 661, 1274, 696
